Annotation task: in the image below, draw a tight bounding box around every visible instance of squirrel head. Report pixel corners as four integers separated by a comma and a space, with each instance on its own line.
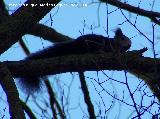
114, 28, 132, 51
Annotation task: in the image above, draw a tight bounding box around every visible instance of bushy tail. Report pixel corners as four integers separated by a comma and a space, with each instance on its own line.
18, 76, 42, 94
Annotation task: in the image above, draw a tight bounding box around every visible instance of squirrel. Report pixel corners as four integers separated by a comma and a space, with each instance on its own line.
18, 28, 131, 94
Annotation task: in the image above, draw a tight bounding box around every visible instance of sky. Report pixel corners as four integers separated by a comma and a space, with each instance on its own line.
0, 0, 160, 119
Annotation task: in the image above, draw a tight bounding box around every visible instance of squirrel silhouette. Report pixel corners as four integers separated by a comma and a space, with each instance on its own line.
18, 28, 131, 94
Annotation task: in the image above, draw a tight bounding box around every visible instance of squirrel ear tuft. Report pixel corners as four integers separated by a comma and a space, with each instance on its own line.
115, 28, 123, 37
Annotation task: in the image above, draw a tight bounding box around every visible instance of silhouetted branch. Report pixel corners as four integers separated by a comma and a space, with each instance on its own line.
100, 0, 160, 25
0, 0, 60, 54
6, 49, 160, 78
0, 63, 25, 119
27, 24, 74, 43
20, 100, 36, 119
79, 72, 96, 119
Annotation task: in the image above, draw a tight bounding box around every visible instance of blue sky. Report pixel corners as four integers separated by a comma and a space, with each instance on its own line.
0, 0, 160, 119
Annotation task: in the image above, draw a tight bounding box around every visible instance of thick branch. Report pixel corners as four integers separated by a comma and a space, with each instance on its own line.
4, 51, 160, 78
0, 63, 25, 119
0, 1, 25, 119
27, 24, 74, 42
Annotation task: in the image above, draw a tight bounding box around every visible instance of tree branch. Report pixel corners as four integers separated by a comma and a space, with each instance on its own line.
0, 0, 60, 54
20, 100, 36, 119
0, 63, 25, 119
79, 72, 96, 119
27, 24, 74, 43
4, 50, 160, 78
100, 0, 160, 25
